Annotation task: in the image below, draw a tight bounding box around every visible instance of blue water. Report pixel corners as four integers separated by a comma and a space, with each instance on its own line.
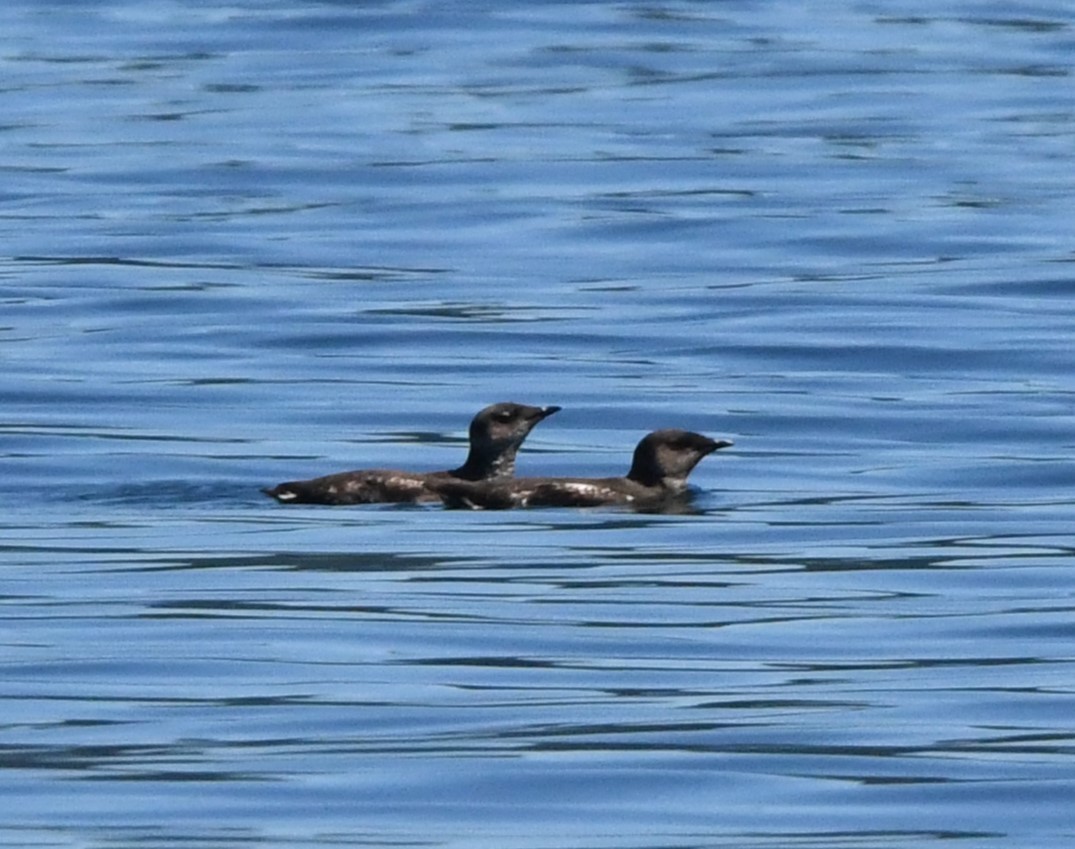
3, 1, 1074, 847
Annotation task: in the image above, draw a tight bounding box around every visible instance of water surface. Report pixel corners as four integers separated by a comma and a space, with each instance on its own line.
2, 1, 1074, 847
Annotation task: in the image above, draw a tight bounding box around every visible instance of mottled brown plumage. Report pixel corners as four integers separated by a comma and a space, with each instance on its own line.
263, 402, 560, 505
433, 429, 732, 511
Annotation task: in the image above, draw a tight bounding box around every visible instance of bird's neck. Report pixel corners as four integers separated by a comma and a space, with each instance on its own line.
455, 444, 516, 480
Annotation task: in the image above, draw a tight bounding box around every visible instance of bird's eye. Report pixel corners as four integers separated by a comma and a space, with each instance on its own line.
495, 411, 515, 422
